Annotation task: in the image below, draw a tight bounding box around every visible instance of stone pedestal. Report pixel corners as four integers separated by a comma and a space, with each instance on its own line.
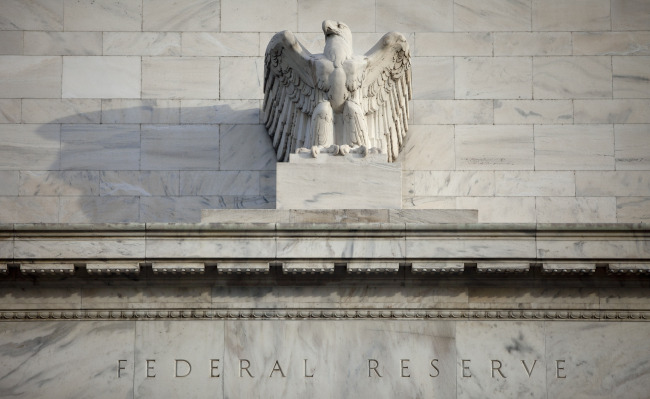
276, 153, 402, 210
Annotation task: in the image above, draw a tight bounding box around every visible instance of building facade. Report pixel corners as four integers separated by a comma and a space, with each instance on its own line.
1, 1, 649, 397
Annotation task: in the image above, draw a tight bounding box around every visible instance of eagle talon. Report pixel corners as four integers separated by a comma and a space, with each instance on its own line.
328, 144, 340, 155
339, 145, 351, 156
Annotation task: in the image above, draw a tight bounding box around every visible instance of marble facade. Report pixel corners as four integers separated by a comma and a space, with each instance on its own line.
0, 0, 649, 223
1, 1, 650, 398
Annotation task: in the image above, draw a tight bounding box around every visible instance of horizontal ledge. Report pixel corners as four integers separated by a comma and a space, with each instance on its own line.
4, 222, 650, 234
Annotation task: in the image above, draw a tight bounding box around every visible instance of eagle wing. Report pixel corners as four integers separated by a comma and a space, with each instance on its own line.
264, 31, 319, 161
361, 32, 412, 162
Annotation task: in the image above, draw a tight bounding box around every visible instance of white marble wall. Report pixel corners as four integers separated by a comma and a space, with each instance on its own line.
0, 0, 649, 223
1, 320, 648, 398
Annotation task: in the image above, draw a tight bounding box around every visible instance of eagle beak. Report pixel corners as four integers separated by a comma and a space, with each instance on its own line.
322, 20, 336, 36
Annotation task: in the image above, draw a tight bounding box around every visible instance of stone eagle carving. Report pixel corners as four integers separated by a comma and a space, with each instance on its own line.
264, 20, 412, 162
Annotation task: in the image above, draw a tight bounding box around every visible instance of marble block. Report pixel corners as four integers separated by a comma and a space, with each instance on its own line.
276, 155, 402, 210
62, 56, 140, 99
0, 321, 135, 399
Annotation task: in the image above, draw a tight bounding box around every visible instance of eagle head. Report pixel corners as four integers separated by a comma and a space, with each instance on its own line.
322, 20, 353, 49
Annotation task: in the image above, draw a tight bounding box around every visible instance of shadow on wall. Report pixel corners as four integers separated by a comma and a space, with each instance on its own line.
12, 104, 277, 224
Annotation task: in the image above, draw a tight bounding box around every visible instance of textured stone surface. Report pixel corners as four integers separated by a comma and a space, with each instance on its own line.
0, 56, 61, 98
63, 56, 140, 99
0, 0, 648, 223
276, 157, 402, 210
2, 319, 646, 398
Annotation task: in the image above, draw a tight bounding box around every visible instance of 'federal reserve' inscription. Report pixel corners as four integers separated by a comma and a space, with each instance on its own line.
117, 357, 567, 379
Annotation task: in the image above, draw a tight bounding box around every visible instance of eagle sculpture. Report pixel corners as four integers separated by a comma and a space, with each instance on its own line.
264, 20, 412, 162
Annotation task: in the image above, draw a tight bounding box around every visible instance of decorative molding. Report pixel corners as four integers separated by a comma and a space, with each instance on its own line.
1, 308, 649, 321
3, 261, 649, 275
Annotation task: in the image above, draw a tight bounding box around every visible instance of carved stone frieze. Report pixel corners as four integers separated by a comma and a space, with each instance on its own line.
1, 308, 649, 321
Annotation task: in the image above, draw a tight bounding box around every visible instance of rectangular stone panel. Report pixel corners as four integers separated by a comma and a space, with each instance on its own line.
495, 171, 575, 197
19, 171, 99, 196
532, 0, 610, 31
411, 57, 454, 100
0, 171, 18, 195
573, 32, 650, 56
401, 125, 455, 170
135, 322, 220, 396
576, 171, 650, 196
407, 234, 536, 259
103, 32, 181, 56
536, 197, 617, 224
0, 99, 20, 123
63, 56, 140, 99
413, 100, 493, 125
146, 237, 276, 259
14, 236, 145, 259
0, 0, 63, 31
276, 161, 401, 210
276, 236, 404, 259
0, 124, 60, 170
0, 322, 134, 399
219, 124, 275, 171
615, 124, 650, 170
140, 125, 219, 170
455, 197, 536, 223
63, 0, 141, 31
404, 171, 495, 197
454, 0, 531, 31
0, 32, 22, 55
0, 197, 59, 223
181, 100, 259, 124
182, 33, 259, 57
494, 100, 572, 124
415, 33, 492, 56
180, 171, 260, 196
617, 197, 650, 223
613, 56, 650, 99
533, 56, 612, 99
22, 99, 101, 124
221, 0, 297, 32
534, 125, 614, 170
60, 124, 140, 170
24, 32, 102, 56
142, 57, 219, 99
102, 99, 180, 124
574, 99, 650, 124
545, 323, 650, 399
59, 196, 140, 223
298, 0, 375, 32
455, 321, 546, 398
494, 32, 571, 56
220, 57, 264, 100
0, 56, 61, 98
225, 320, 457, 398
377, 0, 453, 32
612, 0, 650, 30
143, 0, 219, 31
455, 125, 534, 170
100, 171, 180, 196
456, 57, 531, 99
